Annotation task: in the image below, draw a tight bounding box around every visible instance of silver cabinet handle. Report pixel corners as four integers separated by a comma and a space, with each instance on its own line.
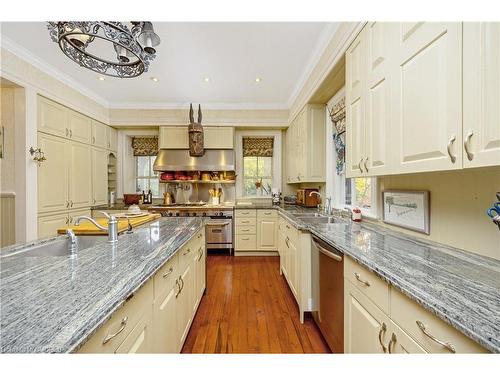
241, 237, 250, 241
102, 316, 128, 344
285, 237, 290, 248
70, 200, 73, 207
69, 129, 73, 138
241, 229, 250, 232
464, 130, 474, 161
69, 216, 73, 223
358, 158, 364, 173
197, 247, 203, 261
388, 332, 397, 354
354, 272, 371, 287
92, 136, 95, 144
313, 240, 342, 262
183, 248, 191, 255
179, 275, 184, 292
416, 320, 456, 353
162, 267, 173, 278
363, 157, 369, 173
240, 220, 250, 224
447, 135, 457, 163
65, 128, 69, 137
66, 200, 70, 208
175, 278, 181, 298
65, 217, 70, 225
378, 322, 388, 353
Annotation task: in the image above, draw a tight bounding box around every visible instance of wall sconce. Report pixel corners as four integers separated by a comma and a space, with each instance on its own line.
29, 147, 46, 166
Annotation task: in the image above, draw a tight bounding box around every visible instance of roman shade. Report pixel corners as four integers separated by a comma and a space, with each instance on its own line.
242, 137, 274, 157
132, 137, 158, 156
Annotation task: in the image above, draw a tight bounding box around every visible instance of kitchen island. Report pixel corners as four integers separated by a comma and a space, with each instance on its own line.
0, 217, 204, 353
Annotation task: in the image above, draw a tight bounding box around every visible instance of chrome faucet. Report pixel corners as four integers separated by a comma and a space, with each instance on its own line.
325, 197, 332, 215
74, 211, 118, 243
66, 228, 77, 245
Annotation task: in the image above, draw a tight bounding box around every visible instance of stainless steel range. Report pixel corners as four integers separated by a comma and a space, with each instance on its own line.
149, 204, 234, 254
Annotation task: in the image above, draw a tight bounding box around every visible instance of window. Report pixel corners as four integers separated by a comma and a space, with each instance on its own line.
243, 156, 273, 197
136, 155, 159, 197
344, 177, 373, 209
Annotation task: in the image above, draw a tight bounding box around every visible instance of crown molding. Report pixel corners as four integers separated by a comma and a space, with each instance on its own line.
0, 34, 109, 107
107, 101, 289, 110
286, 22, 340, 108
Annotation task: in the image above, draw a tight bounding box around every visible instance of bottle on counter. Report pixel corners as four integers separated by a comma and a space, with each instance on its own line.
147, 189, 152, 204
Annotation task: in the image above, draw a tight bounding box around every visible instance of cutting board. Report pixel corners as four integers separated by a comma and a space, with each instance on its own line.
57, 213, 161, 235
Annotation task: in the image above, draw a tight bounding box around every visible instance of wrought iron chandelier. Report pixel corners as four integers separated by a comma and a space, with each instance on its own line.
47, 21, 160, 78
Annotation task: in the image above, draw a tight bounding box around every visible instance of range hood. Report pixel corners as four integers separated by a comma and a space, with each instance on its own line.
153, 149, 235, 172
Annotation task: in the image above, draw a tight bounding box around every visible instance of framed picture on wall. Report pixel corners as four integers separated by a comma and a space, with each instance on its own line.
382, 190, 430, 234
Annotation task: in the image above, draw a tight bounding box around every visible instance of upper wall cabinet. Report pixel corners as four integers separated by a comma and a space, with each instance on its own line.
393, 22, 463, 174
286, 104, 326, 183
67, 110, 92, 144
38, 96, 68, 138
91, 120, 108, 149
463, 23, 500, 168
107, 126, 118, 151
159, 126, 234, 149
345, 22, 498, 178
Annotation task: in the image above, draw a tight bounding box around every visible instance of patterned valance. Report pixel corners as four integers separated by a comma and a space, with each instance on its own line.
243, 137, 274, 157
328, 96, 346, 134
131, 137, 158, 156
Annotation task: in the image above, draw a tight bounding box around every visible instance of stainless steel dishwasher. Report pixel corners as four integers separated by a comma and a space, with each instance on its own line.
311, 235, 344, 353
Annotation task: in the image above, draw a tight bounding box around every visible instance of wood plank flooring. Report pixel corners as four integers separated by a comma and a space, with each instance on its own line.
182, 255, 331, 353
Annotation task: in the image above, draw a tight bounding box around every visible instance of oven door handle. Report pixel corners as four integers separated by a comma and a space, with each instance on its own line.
313, 239, 342, 262
206, 221, 231, 226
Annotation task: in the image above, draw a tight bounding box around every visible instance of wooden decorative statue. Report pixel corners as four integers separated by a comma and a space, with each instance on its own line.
188, 103, 204, 157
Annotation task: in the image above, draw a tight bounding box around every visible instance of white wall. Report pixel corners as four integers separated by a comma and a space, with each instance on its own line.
234, 129, 282, 199
1, 88, 15, 193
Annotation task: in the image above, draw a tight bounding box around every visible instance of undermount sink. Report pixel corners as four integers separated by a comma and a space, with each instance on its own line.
1, 236, 104, 259
293, 213, 325, 218
299, 216, 337, 224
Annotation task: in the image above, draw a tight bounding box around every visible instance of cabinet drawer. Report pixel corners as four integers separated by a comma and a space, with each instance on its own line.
78, 280, 153, 353
257, 209, 278, 218
153, 254, 178, 301
283, 220, 298, 244
390, 288, 487, 353
235, 209, 256, 218
344, 256, 389, 314
178, 240, 195, 272
235, 217, 256, 226
235, 225, 256, 235
235, 234, 257, 250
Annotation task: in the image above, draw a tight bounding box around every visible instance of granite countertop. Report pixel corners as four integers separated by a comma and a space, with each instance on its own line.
274, 205, 500, 353
0, 217, 204, 353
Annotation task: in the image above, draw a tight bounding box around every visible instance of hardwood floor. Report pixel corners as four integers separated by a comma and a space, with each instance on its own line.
182, 255, 331, 354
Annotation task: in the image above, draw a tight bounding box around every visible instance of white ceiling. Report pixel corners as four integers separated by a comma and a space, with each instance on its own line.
1, 22, 338, 109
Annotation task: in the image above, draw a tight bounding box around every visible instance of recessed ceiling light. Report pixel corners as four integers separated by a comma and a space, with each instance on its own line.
203, 77, 210, 82
150, 77, 159, 82
97, 76, 105, 81
255, 77, 262, 83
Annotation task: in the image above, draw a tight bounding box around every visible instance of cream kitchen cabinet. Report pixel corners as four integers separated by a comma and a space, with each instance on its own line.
38, 133, 92, 213
256, 210, 278, 252
38, 96, 68, 138
67, 110, 92, 144
393, 22, 463, 174
91, 120, 108, 149
159, 126, 234, 149
286, 104, 326, 183
463, 22, 500, 168
235, 209, 279, 254
343, 255, 488, 353
115, 309, 153, 354
277, 214, 313, 324
37, 133, 69, 213
204, 127, 234, 149
92, 147, 109, 206
344, 280, 389, 353
107, 126, 118, 151
81, 227, 206, 354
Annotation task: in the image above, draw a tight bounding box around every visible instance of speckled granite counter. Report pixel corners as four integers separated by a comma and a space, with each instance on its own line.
274, 205, 500, 353
0, 217, 203, 353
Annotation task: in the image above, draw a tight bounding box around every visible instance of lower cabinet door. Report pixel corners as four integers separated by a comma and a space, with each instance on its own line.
288, 239, 298, 298
177, 264, 194, 348
388, 320, 427, 354
115, 308, 153, 354
344, 281, 389, 353
152, 286, 179, 353
256, 218, 278, 251
194, 244, 206, 310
